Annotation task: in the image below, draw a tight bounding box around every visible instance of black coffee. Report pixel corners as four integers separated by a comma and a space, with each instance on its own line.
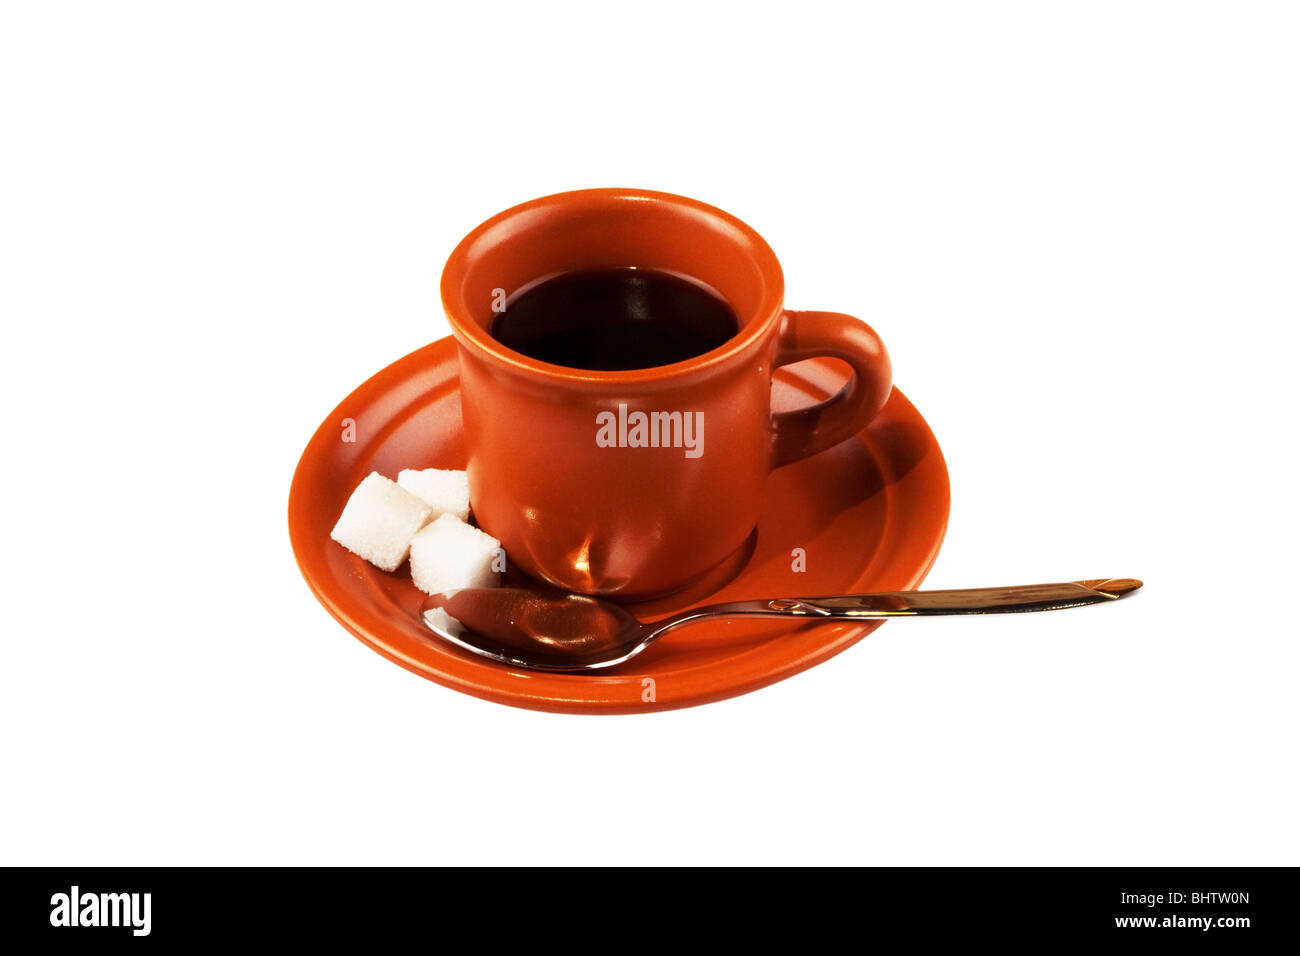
490, 267, 738, 371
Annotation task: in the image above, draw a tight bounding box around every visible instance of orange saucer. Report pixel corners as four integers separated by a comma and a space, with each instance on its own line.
288, 338, 950, 714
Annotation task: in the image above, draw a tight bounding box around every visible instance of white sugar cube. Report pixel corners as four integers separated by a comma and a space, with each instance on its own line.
397, 468, 471, 522
330, 472, 433, 571
409, 514, 502, 596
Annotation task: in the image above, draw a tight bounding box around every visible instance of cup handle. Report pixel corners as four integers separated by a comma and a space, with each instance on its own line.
770, 310, 893, 468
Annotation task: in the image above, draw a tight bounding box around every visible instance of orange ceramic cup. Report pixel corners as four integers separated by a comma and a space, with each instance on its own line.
441, 188, 892, 599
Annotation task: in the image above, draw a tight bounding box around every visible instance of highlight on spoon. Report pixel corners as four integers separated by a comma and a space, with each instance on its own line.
1075, 578, 1143, 599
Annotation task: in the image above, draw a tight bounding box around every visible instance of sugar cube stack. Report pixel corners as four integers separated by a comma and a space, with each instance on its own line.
410, 513, 502, 596
329, 472, 433, 572
330, 468, 504, 597
397, 468, 471, 522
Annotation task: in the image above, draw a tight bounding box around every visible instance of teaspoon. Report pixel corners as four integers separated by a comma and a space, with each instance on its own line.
419, 577, 1142, 672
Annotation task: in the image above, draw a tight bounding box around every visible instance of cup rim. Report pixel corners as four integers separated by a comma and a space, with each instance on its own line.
439, 187, 785, 384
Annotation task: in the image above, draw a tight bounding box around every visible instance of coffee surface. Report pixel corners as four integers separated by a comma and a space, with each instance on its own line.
490, 267, 738, 371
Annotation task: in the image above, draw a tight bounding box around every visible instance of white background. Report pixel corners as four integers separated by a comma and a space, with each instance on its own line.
2, 1, 1296, 866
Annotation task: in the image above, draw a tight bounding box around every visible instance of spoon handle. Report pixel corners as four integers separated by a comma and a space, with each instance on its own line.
654, 578, 1141, 629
